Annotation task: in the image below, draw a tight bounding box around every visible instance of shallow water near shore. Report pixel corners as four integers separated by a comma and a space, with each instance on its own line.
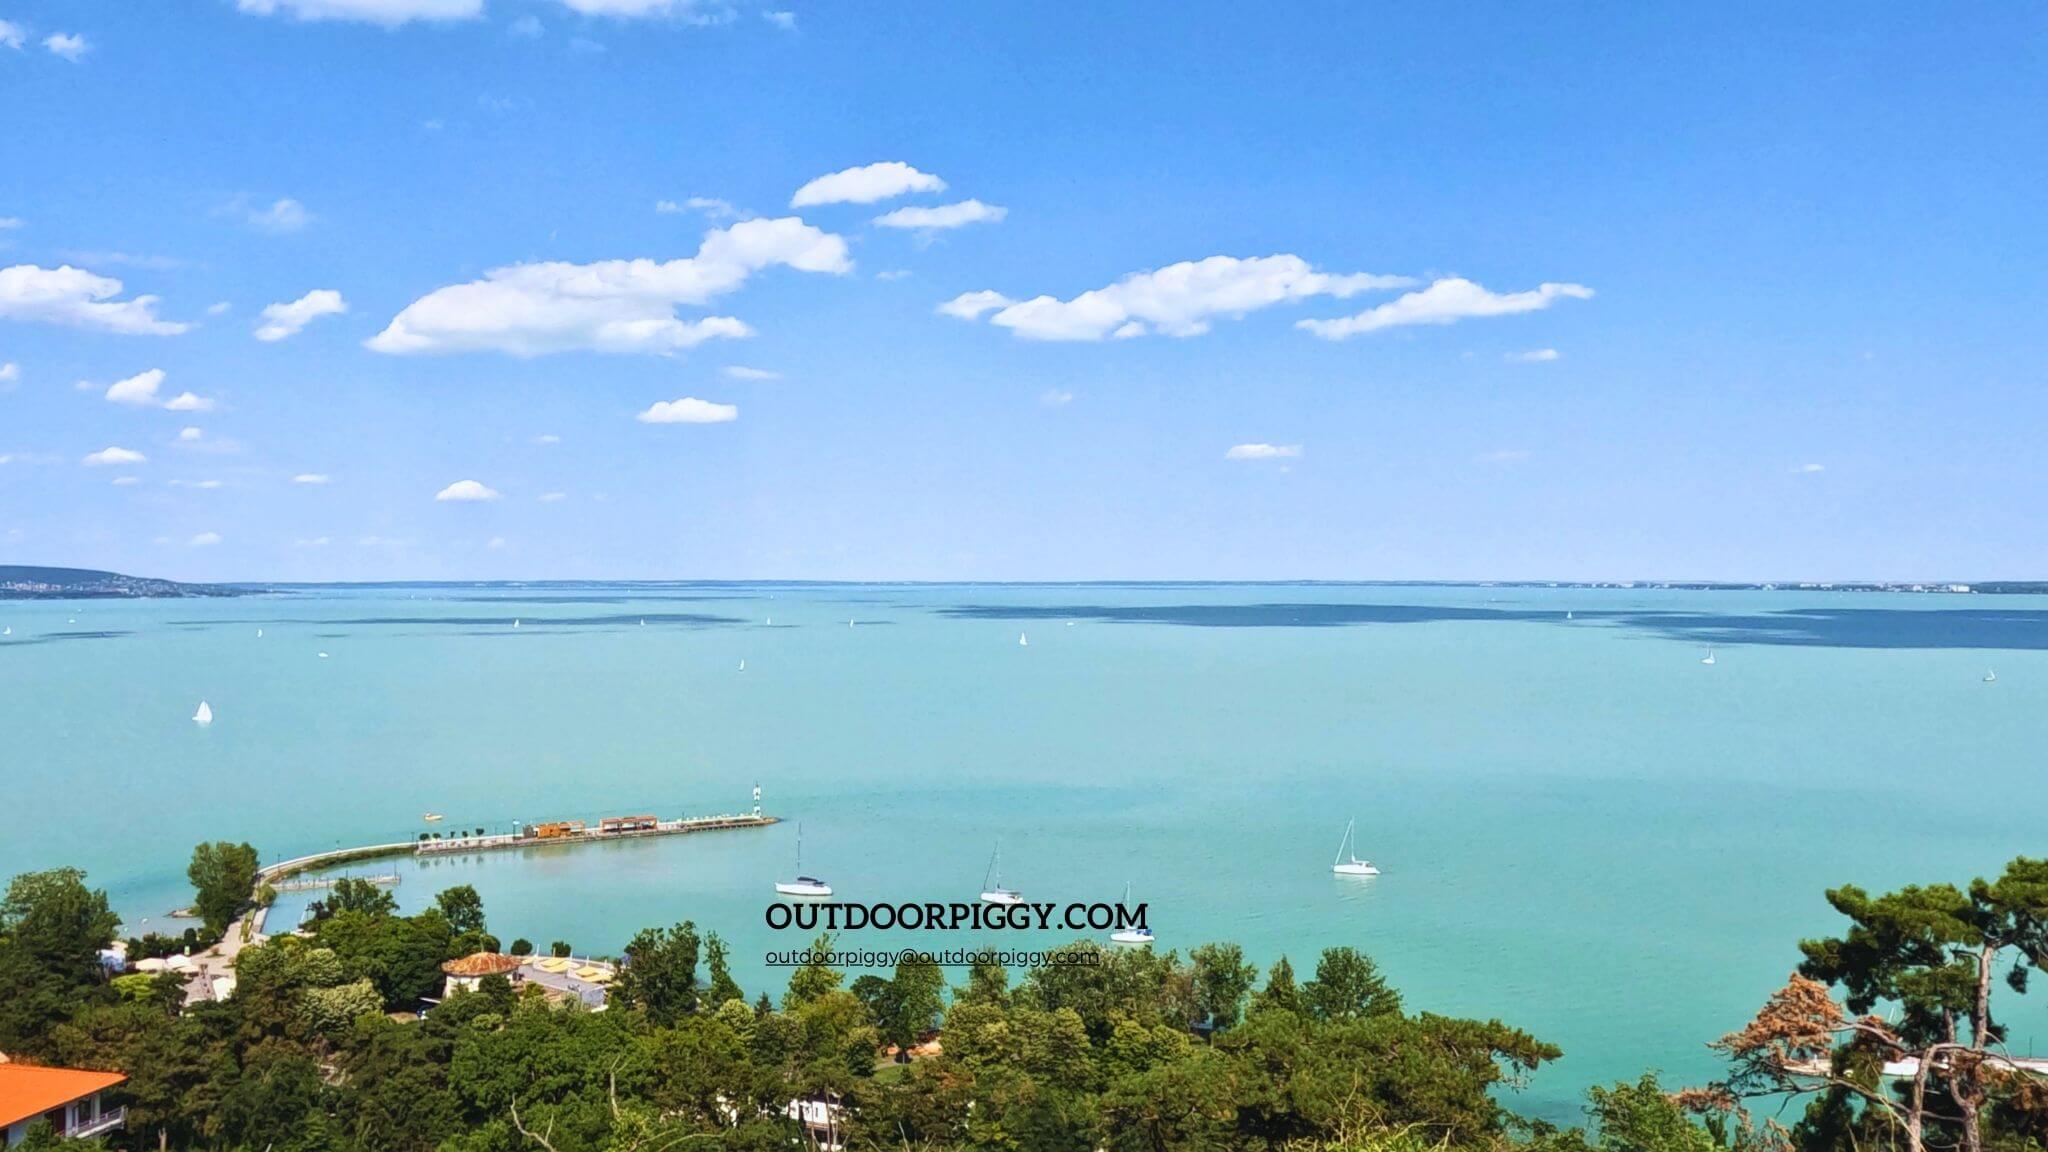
3, 582, 2044, 1122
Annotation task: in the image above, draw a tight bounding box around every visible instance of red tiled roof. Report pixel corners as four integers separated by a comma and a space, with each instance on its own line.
0, 1064, 127, 1129
440, 952, 521, 977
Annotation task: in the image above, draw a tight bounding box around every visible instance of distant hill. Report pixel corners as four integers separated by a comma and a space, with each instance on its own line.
0, 566, 248, 600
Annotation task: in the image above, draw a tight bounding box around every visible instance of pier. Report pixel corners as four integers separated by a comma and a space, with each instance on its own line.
413, 812, 778, 856
269, 873, 401, 893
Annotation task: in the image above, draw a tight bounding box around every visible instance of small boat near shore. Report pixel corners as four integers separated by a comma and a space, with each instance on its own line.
1110, 883, 1153, 945
775, 824, 832, 897
423, 813, 444, 823
980, 839, 1023, 905
1331, 819, 1378, 876
192, 701, 213, 726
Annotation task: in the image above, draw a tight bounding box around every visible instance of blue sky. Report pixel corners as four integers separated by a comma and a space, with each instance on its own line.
2, 2, 2045, 582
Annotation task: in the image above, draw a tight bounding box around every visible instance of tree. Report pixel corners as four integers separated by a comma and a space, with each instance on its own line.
327, 877, 398, 918
508, 937, 533, 957
1190, 942, 1257, 1032
0, 868, 119, 1054
549, 939, 573, 958
1587, 1074, 1722, 1152
879, 953, 945, 1058
1714, 857, 2048, 1152
434, 885, 486, 936
1303, 946, 1401, 1021
704, 931, 744, 1006
615, 920, 702, 1025
187, 841, 260, 938
783, 933, 844, 1009
1252, 955, 1302, 1016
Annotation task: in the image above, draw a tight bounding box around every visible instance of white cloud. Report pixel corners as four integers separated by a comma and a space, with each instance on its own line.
532, 433, 561, 445
1298, 278, 1593, 340
83, 446, 147, 467
43, 32, 88, 60
1506, 348, 1560, 363
206, 301, 233, 316
0, 218, 21, 229
368, 216, 849, 356
255, 289, 348, 341
1039, 389, 1074, 407
249, 198, 313, 234
948, 255, 1412, 342
0, 21, 27, 50
435, 479, 502, 502
1795, 463, 1826, 474
236, 0, 483, 25
658, 197, 743, 219
875, 269, 912, 282
764, 10, 796, 30
178, 427, 204, 442
487, 536, 507, 549
936, 289, 1013, 320
104, 368, 167, 406
722, 365, 779, 380
293, 473, 331, 484
637, 396, 738, 424
791, 162, 945, 207
553, 0, 708, 16
163, 392, 216, 412
110, 475, 139, 485
188, 532, 223, 547
873, 199, 1006, 231
1225, 443, 1302, 461
294, 536, 332, 547
508, 13, 544, 35
537, 491, 567, 502
0, 264, 189, 335
0, 363, 18, 384
169, 479, 224, 490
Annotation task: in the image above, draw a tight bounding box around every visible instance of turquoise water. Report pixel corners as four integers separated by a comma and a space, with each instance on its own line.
2, 583, 2044, 1121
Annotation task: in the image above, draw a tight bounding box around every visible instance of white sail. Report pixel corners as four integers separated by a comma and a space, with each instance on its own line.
1019, 632, 1029, 647
738, 659, 746, 672
193, 701, 213, 726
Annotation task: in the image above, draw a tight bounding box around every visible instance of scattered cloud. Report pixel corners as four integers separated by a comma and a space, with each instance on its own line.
368, 216, 849, 356
206, 301, 233, 316
83, 446, 147, 467
235, 0, 483, 25
532, 433, 561, 445
763, 10, 796, 30
0, 362, 18, 384
178, 427, 204, 442
875, 269, 913, 282
435, 479, 502, 502
637, 396, 738, 424
946, 255, 1411, 341
567, 36, 605, 54
1225, 443, 1302, 461
104, 368, 167, 406
43, 32, 88, 61
248, 198, 313, 234
487, 535, 507, 549
56, 250, 189, 272
293, 473, 331, 484
0, 264, 190, 335
294, 536, 332, 548
163, 392, 216, 412
110, 475, 140, 485
508, 13, 544, 36
722, 365, 779, 380
0, 21, 26, 50
873, 199, 1006, 231
188, 532, 223, 547
1298, 278, 1592, 340
656, 197, 743, 219
255, 289, 348, 341
1506, 348, 1560, 363
1795, 463, 1826, 474
169, 479, 224, 490
537, 491, 567, 502
1039, 389, 1074, 407
791, 162, 945, 207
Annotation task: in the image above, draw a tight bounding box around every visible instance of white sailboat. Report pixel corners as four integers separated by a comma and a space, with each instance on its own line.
1331, 819, 1379, 876
192, 701, 214, 726
738, 658, 747, 672
1110, 882, 1154, 945
774, 825, 833, 897
979, 840, 1024, 905
2, 627, 10, 636
512, 618, 520, 629
1701, 648, 1717, 666
1018, 632, 1029, 647
255, 628, 262, 638
1985, 669, 1997, 683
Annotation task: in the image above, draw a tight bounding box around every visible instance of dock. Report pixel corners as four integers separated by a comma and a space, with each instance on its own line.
414, 812, 778, 856
270, 873, 401, 893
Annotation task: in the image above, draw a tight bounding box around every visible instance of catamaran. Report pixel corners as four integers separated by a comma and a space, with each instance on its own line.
1110, 882, 1154, 945
192, 701, 214, 726
980, 840, 1023, 905
775, 824, 832, 897
1331, 819, 1379, 876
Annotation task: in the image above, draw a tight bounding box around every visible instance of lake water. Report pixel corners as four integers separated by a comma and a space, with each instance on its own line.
2, 582, 2043, 1121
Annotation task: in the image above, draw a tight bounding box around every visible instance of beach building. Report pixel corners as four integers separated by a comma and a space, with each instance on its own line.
0, 1062, 127, 1145
439, 952, 523, 998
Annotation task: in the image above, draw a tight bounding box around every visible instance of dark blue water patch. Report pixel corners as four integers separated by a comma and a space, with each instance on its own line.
0, 630, 133, 646
179, 612, 751, 629
937, 603, 2048, 650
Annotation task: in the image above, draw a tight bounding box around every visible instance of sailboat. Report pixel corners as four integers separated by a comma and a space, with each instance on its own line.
1331, 819, 1379, 876
2, 627, 10, 636
1985, 669, 1997, 683
512, 619, 520, 629
1110, 882, 1154, 945
1018, 632, 1029, 647
192, 701, 214, 726
255, 628, 262, 638
738, 659, 746, 673
979, 840, 1024, 905
1701, 648, 1717, 665
423, 813, 444, 823
1566, 611, 1574, 620
774, 825, 832, 897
